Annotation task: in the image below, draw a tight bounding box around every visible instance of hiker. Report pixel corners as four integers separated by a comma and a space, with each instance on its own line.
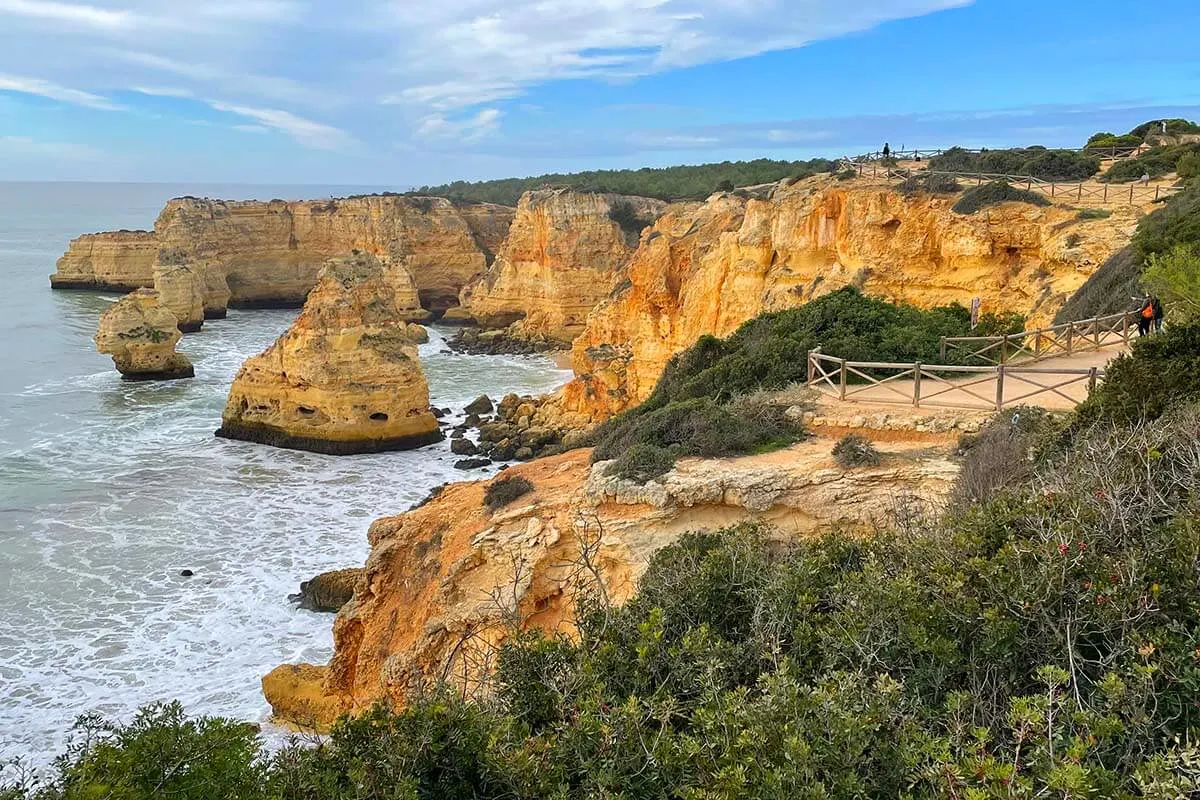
1136, 293, 1154, 336
1141, 172, 1151, 186
1162, 120, 1168, 135
882, 142, 890, 159
1152, 295, 1164, 332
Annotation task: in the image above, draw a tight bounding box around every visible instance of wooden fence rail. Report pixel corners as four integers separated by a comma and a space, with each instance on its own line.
806, 348, 1104, 411
846, 163, 1181, 205
852, 145, 1143, 163
940, 311, 1135, 366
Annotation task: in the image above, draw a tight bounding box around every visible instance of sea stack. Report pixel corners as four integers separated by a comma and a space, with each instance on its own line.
94, 289, 195, 380
216, 251, 441, 455
152, 263, 206, 332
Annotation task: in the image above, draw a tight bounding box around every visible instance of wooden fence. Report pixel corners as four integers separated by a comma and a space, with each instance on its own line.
852, 145, 1143, 163
846, 163, 1181, 205
940, 311, 1136, 365
806, 349, 1104, 411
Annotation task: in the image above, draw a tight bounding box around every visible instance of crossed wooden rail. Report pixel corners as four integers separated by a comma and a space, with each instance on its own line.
806, 349, 1104, 412
846, 163, 1181, 205
852, 145, 1143, 163
939, 311, 1135, 365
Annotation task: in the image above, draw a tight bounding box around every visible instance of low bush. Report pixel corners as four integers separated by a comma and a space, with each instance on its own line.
483, 475, 534, 511
1085, 131, 1144, 149
1133, 182, 1200, 259
1101, 142, 1200, 183
1130, 117, 1200, 138
950, 406, 1059, 507
604, 443, 676, 482
832, 433, 880, 469
929, 147, 1099, 181
1076, 324, 1200, 424
1142, 245, 1200, 322
897, 173, 962, 196
1076, 207, 1112, 221
1177, 151, 1200, 181
952, 181, 1051, 214
836, 168, 858, 181
608, 200, 655, 245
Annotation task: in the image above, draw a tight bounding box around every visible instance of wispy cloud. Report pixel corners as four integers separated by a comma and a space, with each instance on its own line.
208, 101, 351, 149
415, 108, 503, 142
0, 73, 122, 110
0, 0, 131, 30
0, 133, 101, 158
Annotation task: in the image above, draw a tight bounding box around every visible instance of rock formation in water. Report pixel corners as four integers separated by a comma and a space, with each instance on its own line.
52, 196, 515, 317
290, 568, 363, 612
561, 176, 1139, 421
461, 190, 666, 345
152, 263, 206, 332
216, 252, 441, 455
262, 425, 962, 728
94, 289, 195, 380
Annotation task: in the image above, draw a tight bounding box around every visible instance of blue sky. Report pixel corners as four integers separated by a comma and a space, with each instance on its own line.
1, 0, 1198, 186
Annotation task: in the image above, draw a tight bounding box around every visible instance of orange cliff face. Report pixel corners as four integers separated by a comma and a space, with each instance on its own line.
51, 196, 515, 316
462, 189, 666, 344
262, 431, 962, 729
562, 177, 1139, 421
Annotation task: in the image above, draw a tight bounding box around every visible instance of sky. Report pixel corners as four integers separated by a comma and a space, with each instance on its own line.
1, 0, 1199, 186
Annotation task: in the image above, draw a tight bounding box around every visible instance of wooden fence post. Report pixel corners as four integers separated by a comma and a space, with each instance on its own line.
1066, 324, 1074, 355
1130, 184, 1135, 203
839, 359, 847, 400
807, 351, 814, 385
939, 338, 947, 362
1103, 184, 1108, 203
913, 362, 922, 407
1000, 334, 1009, 364
1122, 313, 1131, 346
1034, 332, 1042, 359
1088, 367, 1098, 394
995, 365, 1005, 411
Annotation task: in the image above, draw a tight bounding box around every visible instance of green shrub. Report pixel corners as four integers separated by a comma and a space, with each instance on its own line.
1177, 151, 1200, 181
604, 443, 677, 482
1076, 207, 1112, 221
608, 199, 654, 245
1133, 182, 1200, 259
1142, 245, 1200, 322
1130, 118, 1200, 138
832, 433, 880, 469
1101, 142, 1200, 183
1085, 132, 1144, 149
929, 147, 1099, 181
973, 310, 1026, 336
1076, 324, 1200, 424
836, 168, 858, 181
952, 181, 1051, 214
484, 475, 533, 511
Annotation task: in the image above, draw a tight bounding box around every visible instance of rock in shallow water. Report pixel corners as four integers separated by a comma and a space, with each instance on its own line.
94, 289, 194, 381
454, 457, 492, 470
289, 567, 362, 612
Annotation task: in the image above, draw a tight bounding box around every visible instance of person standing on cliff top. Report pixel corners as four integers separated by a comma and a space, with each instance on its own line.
1152, 295, 1165, 332
882, 142, 890, 159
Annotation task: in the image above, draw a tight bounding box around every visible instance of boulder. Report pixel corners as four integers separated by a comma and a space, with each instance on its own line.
454, 457, 492, 470
94, 289, 194, 380
289, 567, 362, 612
465, 395, 494, 415
450, 438, 479, 456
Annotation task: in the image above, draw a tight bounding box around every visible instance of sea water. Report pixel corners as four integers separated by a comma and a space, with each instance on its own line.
0, 182, 571, 764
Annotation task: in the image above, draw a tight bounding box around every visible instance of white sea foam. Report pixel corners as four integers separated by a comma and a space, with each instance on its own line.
0, 312, 571, 766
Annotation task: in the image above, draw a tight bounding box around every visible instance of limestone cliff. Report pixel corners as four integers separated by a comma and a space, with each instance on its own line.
216, 252, 441, 455
52, 196, 515, 316
263, 431, 958, 727
562, 176, 1139, 420
53, 230, 158, 290
152, 264, 206, 332
94, 289, 194, 380
463, 190, 666, 344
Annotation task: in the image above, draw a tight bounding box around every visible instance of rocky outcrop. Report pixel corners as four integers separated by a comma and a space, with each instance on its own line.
263, 432, 959, 727
216, 252, 441, 455
290, 568, 363, 612
94, 289, 194, 380
53, 230, 158, 290
562, 176, 1139, 421
152, 264, 206, 332
52, 196, 516, 317
462, 190, 666, 345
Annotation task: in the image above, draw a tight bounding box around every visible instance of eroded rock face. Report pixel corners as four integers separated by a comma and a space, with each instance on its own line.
290, 568, 363, 612
52, 196, 516, 316
53, 230, 158, 290
216, 252, 441, 454
562, 177, 1138, 421
94, 289, 194, 380
262, 434, 958, 728
152, 264, 206, 332
463, 190, 666, 345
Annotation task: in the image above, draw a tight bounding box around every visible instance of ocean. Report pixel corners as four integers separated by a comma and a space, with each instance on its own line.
0, 182, 571, 765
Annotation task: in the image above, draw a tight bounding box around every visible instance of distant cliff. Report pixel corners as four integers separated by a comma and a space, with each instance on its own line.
560, 175, 1139, 421
52, 196, 515, 316
462, 189, 666, 344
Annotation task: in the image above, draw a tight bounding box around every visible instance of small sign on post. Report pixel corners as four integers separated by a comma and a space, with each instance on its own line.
970, 297, 981, 330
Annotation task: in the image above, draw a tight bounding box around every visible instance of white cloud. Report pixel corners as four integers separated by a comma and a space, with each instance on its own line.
208, 101, 351, 149
415, 108, 503, 142
0, 73, 121, 109
232, 123, 270, 133
0, 0, 130, 29
131, 86, 194, 98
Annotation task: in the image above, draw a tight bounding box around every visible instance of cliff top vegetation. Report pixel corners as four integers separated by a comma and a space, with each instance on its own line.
411, 157, 838, 205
